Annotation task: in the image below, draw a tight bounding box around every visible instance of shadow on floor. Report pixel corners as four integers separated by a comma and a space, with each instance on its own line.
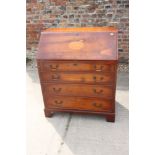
27, 67, 129, 155
45, 102, 128, 155
26, 67, 40, 83
117, 72, 129, 91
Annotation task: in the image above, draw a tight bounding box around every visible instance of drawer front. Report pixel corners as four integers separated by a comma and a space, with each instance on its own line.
42, 83, 113, 98
39, 61, 115, 72
45, 96, 113, 112
39, 72, 113, 83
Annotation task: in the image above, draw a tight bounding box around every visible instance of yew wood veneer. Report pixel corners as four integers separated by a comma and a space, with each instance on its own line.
36, 27, 118, 122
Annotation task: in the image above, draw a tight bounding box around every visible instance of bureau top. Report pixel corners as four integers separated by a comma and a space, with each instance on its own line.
43, 27, 118, 32
37, 27, 118, 60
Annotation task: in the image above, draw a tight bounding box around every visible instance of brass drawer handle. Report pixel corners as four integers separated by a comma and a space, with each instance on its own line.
93, 89, 103, 94
52, 87, 62, 93
54, 100, 63, 105
94, 65, 104, 72
51, 74, 60, 80
93, 76, 104, 82
92, 102, 103, 108
50, 64, 59, 71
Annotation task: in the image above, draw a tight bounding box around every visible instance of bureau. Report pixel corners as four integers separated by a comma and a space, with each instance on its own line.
36, 27, 118, 122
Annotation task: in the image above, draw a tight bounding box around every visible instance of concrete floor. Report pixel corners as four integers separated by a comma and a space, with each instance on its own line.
27, 68, 128, 155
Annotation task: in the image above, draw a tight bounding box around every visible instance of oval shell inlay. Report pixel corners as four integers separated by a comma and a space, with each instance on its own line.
68, 40, 84, 50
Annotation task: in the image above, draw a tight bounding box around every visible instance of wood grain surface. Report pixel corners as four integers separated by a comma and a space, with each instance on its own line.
37, 27, 118, 122
37, 27, 118, 60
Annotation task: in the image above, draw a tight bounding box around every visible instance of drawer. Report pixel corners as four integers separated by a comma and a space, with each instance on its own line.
39, 61, 115, 72
42, 83, 113, 98
45, 96, 113, 112
39, 72, 114, 83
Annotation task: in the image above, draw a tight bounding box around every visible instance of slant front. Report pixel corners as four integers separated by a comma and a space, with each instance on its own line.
37, 31, 117, 60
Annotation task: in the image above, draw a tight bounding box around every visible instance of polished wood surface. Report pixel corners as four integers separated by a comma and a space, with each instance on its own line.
44, 27, 118, 32
37, 27, 118, 60
38, 60, 115, 72
37, 27, 118, 122
42, 83, 113, 98
45, 96, 113, 112
39, 72, 114, 83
